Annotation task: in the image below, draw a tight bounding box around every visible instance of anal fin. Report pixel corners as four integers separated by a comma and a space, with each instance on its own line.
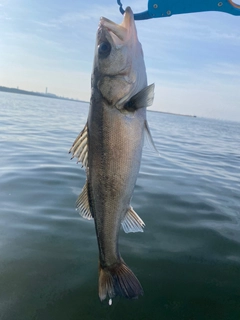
121, 207, 145, 233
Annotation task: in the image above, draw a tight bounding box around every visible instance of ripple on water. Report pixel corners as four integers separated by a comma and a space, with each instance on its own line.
1, 93, 240, 319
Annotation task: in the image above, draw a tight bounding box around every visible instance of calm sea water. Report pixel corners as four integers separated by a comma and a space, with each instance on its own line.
1, 92, 240, 320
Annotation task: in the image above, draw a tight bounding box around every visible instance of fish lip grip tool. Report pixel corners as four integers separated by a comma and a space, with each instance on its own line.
117, 0, 240, 20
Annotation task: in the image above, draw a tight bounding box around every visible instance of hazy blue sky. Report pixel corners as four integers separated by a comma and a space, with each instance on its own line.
1, 0, 240, 121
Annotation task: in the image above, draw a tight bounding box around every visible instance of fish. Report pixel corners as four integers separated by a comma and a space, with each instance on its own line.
69, 6, 156, 302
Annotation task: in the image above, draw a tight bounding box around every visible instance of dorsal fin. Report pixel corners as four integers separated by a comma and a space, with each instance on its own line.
69, 123, 88, 167
76, 181, 93, 220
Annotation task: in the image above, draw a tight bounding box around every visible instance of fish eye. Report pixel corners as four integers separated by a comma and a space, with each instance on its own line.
98, 41, 111, 58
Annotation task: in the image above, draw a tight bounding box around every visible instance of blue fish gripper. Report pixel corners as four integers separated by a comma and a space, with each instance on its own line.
117, 0, 240, 20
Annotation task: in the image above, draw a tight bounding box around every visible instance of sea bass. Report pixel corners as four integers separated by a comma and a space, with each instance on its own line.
70, 7, 155, 301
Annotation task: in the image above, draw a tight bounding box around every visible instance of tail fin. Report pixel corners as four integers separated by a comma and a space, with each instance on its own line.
98, 261, 143, 301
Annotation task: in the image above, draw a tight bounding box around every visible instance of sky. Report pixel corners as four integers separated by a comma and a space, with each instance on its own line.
0, 0, 240, 121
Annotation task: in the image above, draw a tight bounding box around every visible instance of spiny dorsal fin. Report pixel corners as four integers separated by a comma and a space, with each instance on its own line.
69, 123, 88, 167
144, 120, 159, 154
76, 181, 93, 220
124, 83, 155, 112
121, 206, 145, 233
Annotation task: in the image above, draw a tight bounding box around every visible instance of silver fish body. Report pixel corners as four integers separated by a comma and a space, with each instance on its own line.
70, 7, 155, 301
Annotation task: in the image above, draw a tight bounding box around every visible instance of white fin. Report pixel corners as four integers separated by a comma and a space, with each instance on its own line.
144, 120, 159, 154
121, 207, 145, 233
124, 83, 155, 112
76, 181, 93, 220
69, 123, 88, 167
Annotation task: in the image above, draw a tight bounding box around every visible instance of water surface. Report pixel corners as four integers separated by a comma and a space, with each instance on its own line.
1, 92, 240, 320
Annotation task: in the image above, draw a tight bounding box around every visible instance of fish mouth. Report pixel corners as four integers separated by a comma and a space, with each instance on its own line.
98, 7, 137, 45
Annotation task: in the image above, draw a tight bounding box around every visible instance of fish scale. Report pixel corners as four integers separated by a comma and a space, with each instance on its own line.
70, 7, 156, 301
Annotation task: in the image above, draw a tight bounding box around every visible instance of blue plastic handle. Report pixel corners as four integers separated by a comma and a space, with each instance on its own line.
117, 0, 240, 20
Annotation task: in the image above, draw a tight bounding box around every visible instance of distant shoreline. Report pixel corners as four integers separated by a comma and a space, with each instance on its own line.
148, 109, 197, 118
0, 85, 196, 118
0, 86, 88, 104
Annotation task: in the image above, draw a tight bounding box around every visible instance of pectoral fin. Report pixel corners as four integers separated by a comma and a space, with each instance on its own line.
124, 83, 155, 112
121, 207, 145, 233
76, 181, 93, 220
69, 123, 88, 167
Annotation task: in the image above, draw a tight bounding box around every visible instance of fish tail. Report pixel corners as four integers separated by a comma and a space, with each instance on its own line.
98, 261, 143, 301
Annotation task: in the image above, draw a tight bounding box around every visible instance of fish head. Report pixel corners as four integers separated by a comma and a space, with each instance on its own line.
93, 7, 147, 108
